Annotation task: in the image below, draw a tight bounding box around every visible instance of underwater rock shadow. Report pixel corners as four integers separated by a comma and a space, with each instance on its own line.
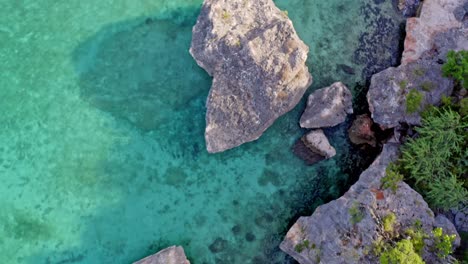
72, 8, 212, 138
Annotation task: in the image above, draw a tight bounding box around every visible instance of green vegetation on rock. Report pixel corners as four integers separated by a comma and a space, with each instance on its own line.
396, 106, 468, 209
381, 163, 404, 193
442, 50, 468, 89
382, 213, 396, 233
406, 89, 424, 113
379, 239, 424, 264
349, 202, 364, 225
432, 227, 457, 259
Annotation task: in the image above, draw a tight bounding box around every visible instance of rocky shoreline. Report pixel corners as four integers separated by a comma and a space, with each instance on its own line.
282, 0, 467, 263
134, 0, 467, 263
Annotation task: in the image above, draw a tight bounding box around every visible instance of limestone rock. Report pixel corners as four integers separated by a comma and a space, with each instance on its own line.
280, 143, 460, 264
190, 0, 312, 153
367, 60, 453, 129
133, 246, 190, 264
292, 130, 336, 165
348, 114, 377, 147
299, 82, 353, 129
402, 0, 465, 65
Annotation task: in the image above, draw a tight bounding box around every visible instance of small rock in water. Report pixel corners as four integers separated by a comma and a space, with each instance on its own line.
133, 246, 190, 264
293, 130, 336, 165
300, 82, 353, 129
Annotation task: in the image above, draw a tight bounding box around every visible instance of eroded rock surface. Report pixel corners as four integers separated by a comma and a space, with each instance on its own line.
133, 246, 190, 264
281, 144, 460, 264
299, 82, 353, 129
368, 60, 453, 128
190, 0, 312, 153
402, 0, 465, 64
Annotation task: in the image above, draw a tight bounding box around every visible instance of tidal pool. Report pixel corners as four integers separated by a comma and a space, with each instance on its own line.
0, 1, 403, 263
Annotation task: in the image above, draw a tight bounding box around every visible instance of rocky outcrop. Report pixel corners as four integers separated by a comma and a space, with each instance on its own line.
299, 82, 353, 129
348, 114, 377, 147
401, 0, 466, 65
190, 0, 312, 153
293, 130, 336, 165
367, 60, 453, 128
133, 246, 190, 264
281, 143, 460, 264
396, 0, 422, 17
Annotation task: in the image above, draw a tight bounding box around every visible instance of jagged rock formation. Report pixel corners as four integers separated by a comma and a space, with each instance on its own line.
280, 144, 460, 264
133, 246, 190, 264
367, 60, 453, 128
299, 82, 353, 129
190, 0, 312, 153
368, 0, 467, 129
401, 0, 466, 65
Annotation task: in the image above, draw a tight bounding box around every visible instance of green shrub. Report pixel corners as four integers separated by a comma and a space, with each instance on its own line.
294, 239, 315, 253
442, 50, 468, 89
405, 224, 426, 255
426, 173, 468, 209
381, 163, 404, 193
398, 107, 468, 209
382, 213, 396, 233
380, 239, 424, 264
421, 81, 434, 91
432, 227, 456, 258
406, 89, 424, 113
459, 97, 468, 116
399, 80, 408, 90
349, 202, 364, 225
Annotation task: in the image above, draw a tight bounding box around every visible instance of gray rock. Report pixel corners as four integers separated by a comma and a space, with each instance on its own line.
367, 60, 453, 129
280, 143, 460, 264
303, 130, 336, 159
133, 246, 190, 264
299, 82, 353, 129
454, 206, 468, 232
190, 0, 312, 153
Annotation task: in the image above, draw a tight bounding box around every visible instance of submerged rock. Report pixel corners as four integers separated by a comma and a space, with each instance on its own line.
190, 0, 312, 153
348, 114, 377, 147
293, 130, 336, 165
281, 143, 460, 264
299, 82, 353, 129
402, 0, 465, 65
367, 60, 453, 128
133, 246, 190, 264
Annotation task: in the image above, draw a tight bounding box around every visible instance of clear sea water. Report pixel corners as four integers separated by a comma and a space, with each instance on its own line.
0, 1, 403, 263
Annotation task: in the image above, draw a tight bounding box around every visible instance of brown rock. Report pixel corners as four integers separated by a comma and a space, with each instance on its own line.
348, 114, 377, 147
401, 0, 464, 65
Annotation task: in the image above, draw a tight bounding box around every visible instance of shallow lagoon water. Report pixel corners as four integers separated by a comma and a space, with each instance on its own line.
0, 1, 403, 263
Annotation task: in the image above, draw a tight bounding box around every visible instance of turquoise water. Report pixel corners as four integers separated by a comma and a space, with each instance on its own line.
0, 1, 403, 263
